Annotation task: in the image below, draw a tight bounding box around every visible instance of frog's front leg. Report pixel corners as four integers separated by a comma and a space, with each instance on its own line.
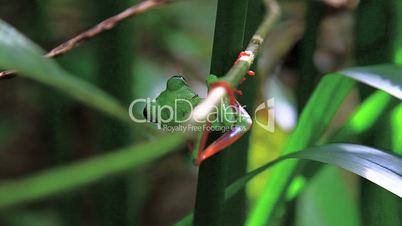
194, 105, 252, 165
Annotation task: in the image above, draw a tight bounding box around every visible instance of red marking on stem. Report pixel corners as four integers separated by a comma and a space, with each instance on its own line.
235, 51, 251, 64
235, 51, 255, 77
247, 70, 255, 76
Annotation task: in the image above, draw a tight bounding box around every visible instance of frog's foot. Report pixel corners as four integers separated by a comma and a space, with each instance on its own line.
194, 124, 251, 166
194, 107, 252, 166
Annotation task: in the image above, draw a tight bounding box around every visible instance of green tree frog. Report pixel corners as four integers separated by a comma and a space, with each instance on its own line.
143, 75, 252, 165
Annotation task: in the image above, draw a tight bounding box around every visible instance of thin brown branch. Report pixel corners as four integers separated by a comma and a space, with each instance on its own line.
0, 0, 172, 80
46, 0, 171, 58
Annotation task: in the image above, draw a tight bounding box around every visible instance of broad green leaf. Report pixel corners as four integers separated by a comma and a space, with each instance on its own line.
248, 64, 402, 225
0, 134, 183, 208
229, 144, 402, 200
0, 19, 148, 131
339, 65, 402, 100
175, 143, 402, 225
247, 75, 355, 225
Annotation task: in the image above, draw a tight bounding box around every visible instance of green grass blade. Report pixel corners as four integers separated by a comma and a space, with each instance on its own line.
339, 65, 402, 99
395, 0, 402, 64
0, 19, 145, 126
247, 75, 355, 225
247, 64, 402, 225
0, 134, 183, 208
228, 144, 402, 200
332, 91, 392, 142
391, 104, 402, 154
193, 0, 249, 225
174, 143, 402, 225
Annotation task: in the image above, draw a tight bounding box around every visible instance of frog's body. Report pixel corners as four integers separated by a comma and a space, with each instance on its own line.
144, 75, 252, 165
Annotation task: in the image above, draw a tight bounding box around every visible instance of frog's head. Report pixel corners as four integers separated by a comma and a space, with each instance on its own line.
143, 76, 201, 127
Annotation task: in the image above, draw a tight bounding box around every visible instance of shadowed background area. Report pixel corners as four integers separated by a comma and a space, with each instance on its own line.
0, 0, 401, 226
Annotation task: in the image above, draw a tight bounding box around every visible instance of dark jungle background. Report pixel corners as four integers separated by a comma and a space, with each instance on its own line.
0, 0, 401, 226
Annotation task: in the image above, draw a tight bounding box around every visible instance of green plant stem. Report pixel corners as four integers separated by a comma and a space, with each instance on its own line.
189, 0, 280, 128
355, 1, 401, 226
194, 0, 280, 225
223, 0, 280, 87
296, 1, 324, 111
193, 0, 249, 225
355, 0, 396, 98
223, 1, 264, 224
92, 0, 135, 225
193, 2, 280, 225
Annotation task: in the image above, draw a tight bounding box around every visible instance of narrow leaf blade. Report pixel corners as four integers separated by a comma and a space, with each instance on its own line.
0, 134, 183, 208
0, 19, 144, 126
174, 143, 402, 225
340, 65, 402, 99
248, 64, 402, 225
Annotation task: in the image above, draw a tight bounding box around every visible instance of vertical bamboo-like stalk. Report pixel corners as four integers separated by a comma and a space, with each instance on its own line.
296, 1, 324, 111
30, 0, 81, 225
92, 0, 134, 225
355, 1, 401, 226
223, 1, 263, 225
193, 0, 249, 225
355, 0, 396, 66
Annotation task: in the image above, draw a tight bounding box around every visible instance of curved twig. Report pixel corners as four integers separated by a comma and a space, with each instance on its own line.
0, 0, 173, 79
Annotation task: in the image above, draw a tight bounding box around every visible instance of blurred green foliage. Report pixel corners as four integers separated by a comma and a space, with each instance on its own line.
0, 1, 401, 226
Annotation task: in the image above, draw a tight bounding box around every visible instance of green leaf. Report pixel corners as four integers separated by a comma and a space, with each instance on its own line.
0, 134, 183, 208
339, 65, 402, 99
395, 0, 402, 64
332, 91, 392, 142
247, 75, 355, 225
193, 0, 250, 225
247, 64, 402, 225
174, 143, 402, 225
230, 144, 402, 200
391, 104, 402, 154
0, 19, 146, 128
